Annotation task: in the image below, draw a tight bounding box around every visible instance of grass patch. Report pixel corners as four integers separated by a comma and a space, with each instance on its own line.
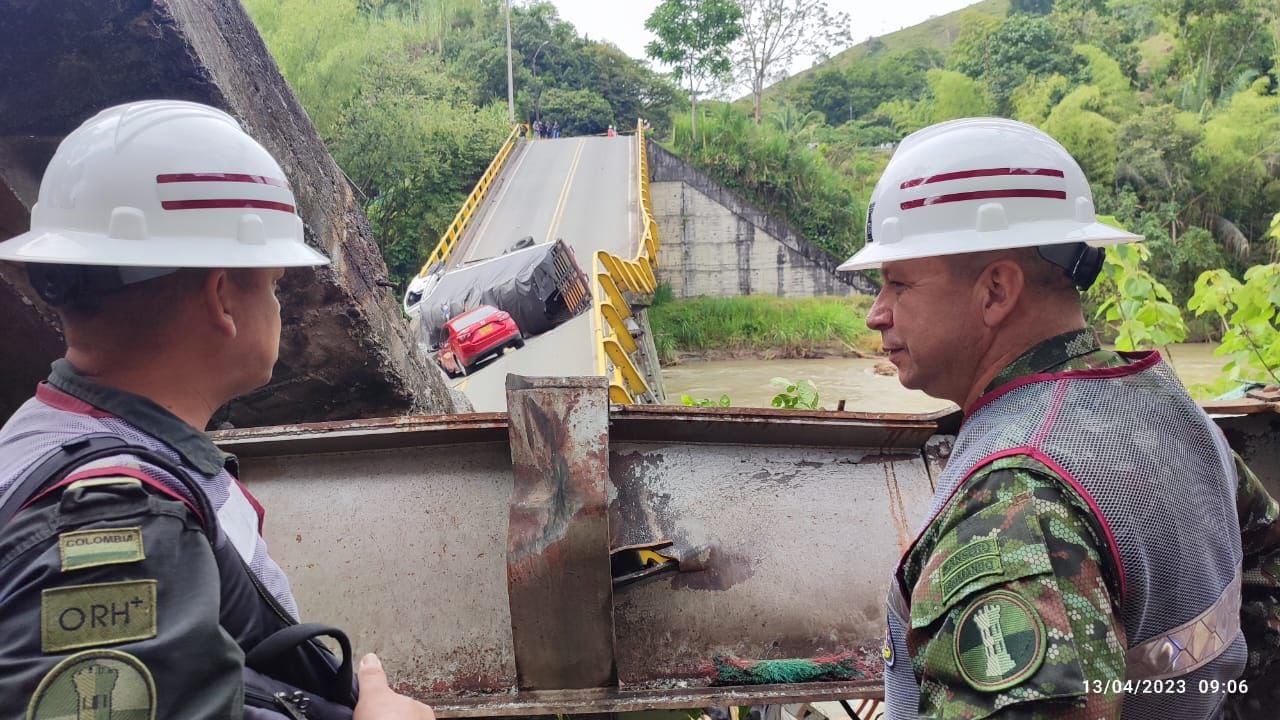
649, 291, 877, 365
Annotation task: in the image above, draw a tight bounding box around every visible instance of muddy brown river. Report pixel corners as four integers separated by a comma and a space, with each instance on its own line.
661, 343, 1229, 412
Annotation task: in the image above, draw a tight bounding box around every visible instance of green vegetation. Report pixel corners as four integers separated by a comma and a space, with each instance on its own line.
1088, 242, 1188, 350
667, 104, 870, 261
245, 0, 680, 289
679, 0, 1279, 349
648, 291, 876, 364
769, 377, 822, 409
1189, 263, 1280, 393
680, 393, 732, 407
645, 0, 743, 137
763, 0, 1010, 101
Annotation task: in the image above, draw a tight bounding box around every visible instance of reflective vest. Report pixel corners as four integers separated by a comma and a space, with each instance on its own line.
884, 353, 1244, 718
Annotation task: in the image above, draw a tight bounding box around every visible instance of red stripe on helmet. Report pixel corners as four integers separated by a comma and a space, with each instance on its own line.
900, 167, 1064, 189
156, 172, 289, 189
161, 199, 296, 213
900, 188, 1067, 210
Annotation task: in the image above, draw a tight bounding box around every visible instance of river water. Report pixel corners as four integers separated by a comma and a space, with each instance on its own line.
661, 343, 1227, 412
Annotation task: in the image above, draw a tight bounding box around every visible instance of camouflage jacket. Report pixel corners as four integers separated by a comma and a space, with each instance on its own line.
896, 329, 1280, 718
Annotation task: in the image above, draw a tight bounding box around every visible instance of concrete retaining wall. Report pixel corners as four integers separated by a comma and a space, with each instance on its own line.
647, 144, 877, 298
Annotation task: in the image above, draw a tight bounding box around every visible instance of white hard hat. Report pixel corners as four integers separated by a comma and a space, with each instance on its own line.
0, 100, 329, 269
838, 117, 1140, 272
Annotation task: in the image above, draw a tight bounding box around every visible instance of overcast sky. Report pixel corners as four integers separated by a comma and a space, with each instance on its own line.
548, 0, 980, 81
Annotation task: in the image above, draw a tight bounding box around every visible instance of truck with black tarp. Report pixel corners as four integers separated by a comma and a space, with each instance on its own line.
407, 239, 591, 353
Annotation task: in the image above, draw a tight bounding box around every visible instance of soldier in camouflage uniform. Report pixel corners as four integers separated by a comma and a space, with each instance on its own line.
839, 118, 1279, 719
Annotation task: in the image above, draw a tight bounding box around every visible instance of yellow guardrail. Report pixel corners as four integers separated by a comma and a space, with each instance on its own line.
592, 119, 663, 404
413, 124, 524, 277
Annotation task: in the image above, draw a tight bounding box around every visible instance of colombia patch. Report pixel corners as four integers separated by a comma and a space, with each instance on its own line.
59, 527, 145, 572
26, 649, 156, 720
953, 589, 1046, 692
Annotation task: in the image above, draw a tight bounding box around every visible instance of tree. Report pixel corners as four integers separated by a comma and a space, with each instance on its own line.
732, 0, 851, 124
244, 0, 387, 137
645, 0, 744, 138
794, 48, 937, 128
1171, 0, 1278, 107
1190, 76, 1280, 256
328, 52, 508, 288
870, 70, 991, 136
1073, 44, 1136, 120
1042, 85, 1118, 184
1010, 0, 1055, 15
950, 14, 1073, 114
538, 87, 614, 135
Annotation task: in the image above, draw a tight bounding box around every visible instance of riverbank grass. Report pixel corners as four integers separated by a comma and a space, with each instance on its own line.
648, 290, 878, 364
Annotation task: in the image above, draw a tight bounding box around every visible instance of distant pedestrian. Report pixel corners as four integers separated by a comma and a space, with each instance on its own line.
606, 125, 616, 137
441, 302, 451, 322
531, 120, 542, 139
551, 122, 560, 139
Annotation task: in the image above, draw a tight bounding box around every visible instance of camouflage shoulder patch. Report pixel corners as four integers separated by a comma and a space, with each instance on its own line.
26, 648, 156, 720
939, 537, 1004, 605
953, 589, 1047, 692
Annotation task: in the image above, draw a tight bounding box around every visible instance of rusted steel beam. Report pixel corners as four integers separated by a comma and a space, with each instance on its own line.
429, 680, 883, 718
505, 375, 616, 690
609, 404, 949, 450
213, 412, 509, 456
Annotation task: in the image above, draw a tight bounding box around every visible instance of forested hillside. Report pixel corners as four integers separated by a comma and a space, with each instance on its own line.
245, 0, 680, 288
703, 0, 1278, 319
247, 0, 1278, 359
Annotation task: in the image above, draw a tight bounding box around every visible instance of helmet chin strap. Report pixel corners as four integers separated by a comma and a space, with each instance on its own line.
1036, 243, 1105, 291
26, 264, 177, 307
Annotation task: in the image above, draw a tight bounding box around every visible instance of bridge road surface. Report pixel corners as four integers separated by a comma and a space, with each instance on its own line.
446, 135, 640, 411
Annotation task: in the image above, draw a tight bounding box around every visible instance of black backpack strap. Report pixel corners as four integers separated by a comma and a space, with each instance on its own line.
0, 432, 218, 542
245, 623, 355, 705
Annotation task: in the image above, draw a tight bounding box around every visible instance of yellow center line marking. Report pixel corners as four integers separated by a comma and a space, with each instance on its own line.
545, 139, 586, 245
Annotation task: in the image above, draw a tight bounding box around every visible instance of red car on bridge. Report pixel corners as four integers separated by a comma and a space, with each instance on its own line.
440, 305, 524, 376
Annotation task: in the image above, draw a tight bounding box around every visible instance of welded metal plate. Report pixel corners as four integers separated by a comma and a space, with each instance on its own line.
608, 442, 935, 686
505, 375, 614, 690
239, 441, 518, 695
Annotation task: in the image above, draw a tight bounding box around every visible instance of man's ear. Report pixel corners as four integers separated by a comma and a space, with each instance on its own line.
978, 259, 1025, 329
199, 269, 237, 339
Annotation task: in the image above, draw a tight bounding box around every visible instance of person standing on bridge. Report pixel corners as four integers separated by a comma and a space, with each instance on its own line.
0, 100, 434, 720
842, 117, 1280, 718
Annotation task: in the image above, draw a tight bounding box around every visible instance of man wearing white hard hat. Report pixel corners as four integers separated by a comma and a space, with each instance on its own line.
0, 101, 432, 719
851, 118, 1277, 718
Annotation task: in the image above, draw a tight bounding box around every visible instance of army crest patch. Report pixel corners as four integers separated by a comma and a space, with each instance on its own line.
27, 649, 155, 720
953, 590, 1046, 692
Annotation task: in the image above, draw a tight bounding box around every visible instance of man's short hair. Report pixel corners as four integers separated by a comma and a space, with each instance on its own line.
40, 268, 208, 327
954, 247, 1080, 294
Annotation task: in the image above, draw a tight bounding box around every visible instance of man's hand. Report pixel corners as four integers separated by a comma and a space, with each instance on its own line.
354, 653, 436, 720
